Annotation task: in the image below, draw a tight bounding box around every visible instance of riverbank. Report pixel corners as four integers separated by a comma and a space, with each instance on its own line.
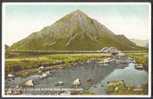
5, 51, 148, 78
126, 52, 148, 71
6, 54, 110, 77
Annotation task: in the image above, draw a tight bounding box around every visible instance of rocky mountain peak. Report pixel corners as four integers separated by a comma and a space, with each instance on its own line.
70, 9, 88, 17
9, 10, 142, 51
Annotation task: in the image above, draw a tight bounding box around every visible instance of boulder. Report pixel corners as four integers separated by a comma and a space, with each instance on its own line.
73, 78, 81, 86
55, 81, 64, 86
8, 74, 15, 78
46, 71, 50, 75
39, 66, 45, 70
23, 80, 34, 87
40, 73, 48, 79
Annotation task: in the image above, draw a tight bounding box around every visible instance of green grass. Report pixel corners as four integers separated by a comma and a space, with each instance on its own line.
126, 52, 148, 72
5, 53, 106, 77
5, 51, 149, 77
127, 52, 148, 66
106, 81, 148, 95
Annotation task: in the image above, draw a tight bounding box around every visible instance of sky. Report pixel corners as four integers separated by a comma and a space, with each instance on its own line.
3, 3, 150, 46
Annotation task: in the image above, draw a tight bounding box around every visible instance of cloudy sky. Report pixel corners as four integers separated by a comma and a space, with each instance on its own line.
3, 3, 150, 46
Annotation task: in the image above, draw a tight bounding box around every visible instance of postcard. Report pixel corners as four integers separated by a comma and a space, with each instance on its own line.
2, 2, 151, 97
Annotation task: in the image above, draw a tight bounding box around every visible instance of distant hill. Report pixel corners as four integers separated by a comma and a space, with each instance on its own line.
9, 10, 143, 51
130, 39, 148, 48
5, 44, 9, 49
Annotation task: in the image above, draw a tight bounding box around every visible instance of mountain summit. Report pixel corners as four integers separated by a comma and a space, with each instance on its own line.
9, 10, 142, 51
71, 9, 87, 15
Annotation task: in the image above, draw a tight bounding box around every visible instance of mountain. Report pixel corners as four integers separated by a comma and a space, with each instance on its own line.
130, 39, 148, 48
5, 44, 9, 49
9, 10, 143, 51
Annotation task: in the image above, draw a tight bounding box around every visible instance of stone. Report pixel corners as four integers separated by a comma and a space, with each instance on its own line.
23, 80, 34, 87
73, 78, 81, 86
8, 74, 15, 78
55, 81, 64, 86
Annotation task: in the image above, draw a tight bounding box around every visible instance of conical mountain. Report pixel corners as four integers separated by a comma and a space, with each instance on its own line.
9, 10, 142, 51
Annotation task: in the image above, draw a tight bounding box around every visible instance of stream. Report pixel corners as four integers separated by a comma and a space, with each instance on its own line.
5, 60, 148, 95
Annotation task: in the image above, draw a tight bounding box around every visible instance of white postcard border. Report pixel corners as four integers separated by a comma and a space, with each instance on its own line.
2, 2, 152, 98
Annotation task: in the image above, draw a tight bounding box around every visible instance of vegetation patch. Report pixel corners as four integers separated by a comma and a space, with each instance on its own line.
106, 80, 148, 95
5, 53, 106, 77
126, 52, 148, 71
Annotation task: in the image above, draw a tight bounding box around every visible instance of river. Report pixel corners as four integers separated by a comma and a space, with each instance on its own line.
5, 60, 148, 95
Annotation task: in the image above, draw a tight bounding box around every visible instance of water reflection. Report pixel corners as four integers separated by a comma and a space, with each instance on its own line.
101, 63, 148, 86
89, 63, 148, 94
5, 62, 148, 95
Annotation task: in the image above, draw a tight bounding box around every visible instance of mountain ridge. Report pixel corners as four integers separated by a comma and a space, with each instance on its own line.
9, 10, 143, 51
130, 39, 148, 48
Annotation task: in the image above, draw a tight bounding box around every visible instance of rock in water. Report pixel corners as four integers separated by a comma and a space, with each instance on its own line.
40, 72, 50, 78
39, 66, 45, 70
23, 80, 34, 87
8, 74, 15, 78
55, 81, 64, 86
73, 78, 81, 86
